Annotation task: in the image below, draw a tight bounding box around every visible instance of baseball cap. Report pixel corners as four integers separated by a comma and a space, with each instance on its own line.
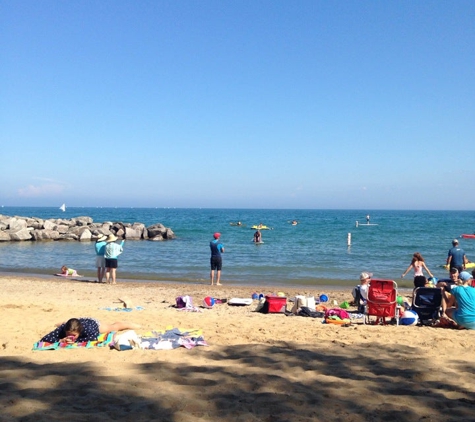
460, 271, 473, 282
213, 232, 221, 239
453, 239, 459, 245
360, 272, 373, 281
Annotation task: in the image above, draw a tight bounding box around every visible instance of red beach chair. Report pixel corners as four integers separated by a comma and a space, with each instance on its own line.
364, 279, 399, 325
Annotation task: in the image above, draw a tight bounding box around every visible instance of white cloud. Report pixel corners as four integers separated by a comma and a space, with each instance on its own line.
18, 183, 66, 198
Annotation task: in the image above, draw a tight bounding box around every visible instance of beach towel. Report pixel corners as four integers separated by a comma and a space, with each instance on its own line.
139, 327, 208, 350
324, 308, 351, 325
99, 306, 144, 312
297, 306, 325, 318
32, 331, 115, 351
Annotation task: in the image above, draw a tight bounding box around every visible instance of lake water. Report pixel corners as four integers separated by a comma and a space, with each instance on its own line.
0, 207, 474, 287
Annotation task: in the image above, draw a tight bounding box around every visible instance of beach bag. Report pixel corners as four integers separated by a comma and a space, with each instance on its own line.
259, 296, 287, 314
324, 308, 351, 325
325, 308, 350, 320
291, 295, 316, 314
175, 295, 193, 309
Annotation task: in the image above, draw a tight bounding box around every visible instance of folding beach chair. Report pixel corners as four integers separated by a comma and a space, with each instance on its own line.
411, 287, 442, 326
364, 279, 399, 325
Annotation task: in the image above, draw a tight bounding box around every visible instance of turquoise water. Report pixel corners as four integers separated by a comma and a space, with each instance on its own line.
0, 207, 474, 287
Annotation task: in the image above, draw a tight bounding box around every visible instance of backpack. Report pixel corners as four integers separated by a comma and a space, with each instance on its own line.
175, 295, 193, 309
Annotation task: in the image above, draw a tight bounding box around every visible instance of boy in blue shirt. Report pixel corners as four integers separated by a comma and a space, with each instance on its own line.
210, 232, 225, 285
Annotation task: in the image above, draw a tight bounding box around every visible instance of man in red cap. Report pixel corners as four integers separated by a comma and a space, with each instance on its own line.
210, 232, 225, 285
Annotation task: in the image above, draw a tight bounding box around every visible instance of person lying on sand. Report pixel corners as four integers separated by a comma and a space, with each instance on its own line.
40, 317, 141, 343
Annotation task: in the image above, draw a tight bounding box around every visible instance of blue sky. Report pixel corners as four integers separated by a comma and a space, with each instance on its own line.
1, 1, 474, 210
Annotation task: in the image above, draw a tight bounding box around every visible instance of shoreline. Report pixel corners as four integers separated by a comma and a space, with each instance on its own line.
0, 269, 416, 290
1, 274, 474, 421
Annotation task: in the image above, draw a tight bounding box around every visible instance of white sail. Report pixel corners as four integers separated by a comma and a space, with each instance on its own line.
59, 203, 66, 212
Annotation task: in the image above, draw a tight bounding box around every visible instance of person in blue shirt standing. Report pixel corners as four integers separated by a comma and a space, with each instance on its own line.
210, 232, 225, 286
447, 239, 468, 273
95, 235, 108, 283
105, 234, 125, 285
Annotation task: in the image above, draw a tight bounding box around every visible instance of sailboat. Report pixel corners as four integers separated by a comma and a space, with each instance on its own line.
59, 203, 66, 212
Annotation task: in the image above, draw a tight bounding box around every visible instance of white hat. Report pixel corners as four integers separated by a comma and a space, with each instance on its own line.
360, 272, 373, 281
460, 271, 473, 282
107, 234, 118, 242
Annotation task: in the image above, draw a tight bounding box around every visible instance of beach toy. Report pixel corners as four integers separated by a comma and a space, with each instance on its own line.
340, 301, 350, 309
397, 295, 404, 306
319, 294, 329, 303
400, 310, 419, 326
202, 296, 215, 309
252, 293, 259, 300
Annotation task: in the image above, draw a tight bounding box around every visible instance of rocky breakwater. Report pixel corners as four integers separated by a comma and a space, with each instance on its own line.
0, 214, 175, 242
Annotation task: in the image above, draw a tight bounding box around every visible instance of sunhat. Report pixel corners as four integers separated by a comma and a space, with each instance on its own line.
107, 234, 118, 242
360, 272, 373, 281
96, 235, 107, 242
213, 232, 221, 239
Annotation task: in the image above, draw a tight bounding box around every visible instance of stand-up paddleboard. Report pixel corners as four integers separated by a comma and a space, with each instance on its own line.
228, 298, 253, 306
461, 234, 475, 239
355, 221, 378, 227
441, 263, 475, 269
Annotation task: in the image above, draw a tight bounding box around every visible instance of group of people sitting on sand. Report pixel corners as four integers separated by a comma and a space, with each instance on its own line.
352, 247, 475, 329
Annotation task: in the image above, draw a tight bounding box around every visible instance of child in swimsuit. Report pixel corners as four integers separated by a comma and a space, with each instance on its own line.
61, 266, 78, 276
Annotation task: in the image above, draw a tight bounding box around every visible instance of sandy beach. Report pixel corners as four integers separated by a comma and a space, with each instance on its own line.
1, 274, 475, 421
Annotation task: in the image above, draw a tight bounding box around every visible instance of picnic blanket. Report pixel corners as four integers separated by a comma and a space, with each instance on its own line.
99, 306, 144, 312
111, 327, 208, 351
32, 331, 115, 351
140, 328, 208, 350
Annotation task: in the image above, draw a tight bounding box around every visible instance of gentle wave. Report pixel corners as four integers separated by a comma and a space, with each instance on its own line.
0, 207, 474, 287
